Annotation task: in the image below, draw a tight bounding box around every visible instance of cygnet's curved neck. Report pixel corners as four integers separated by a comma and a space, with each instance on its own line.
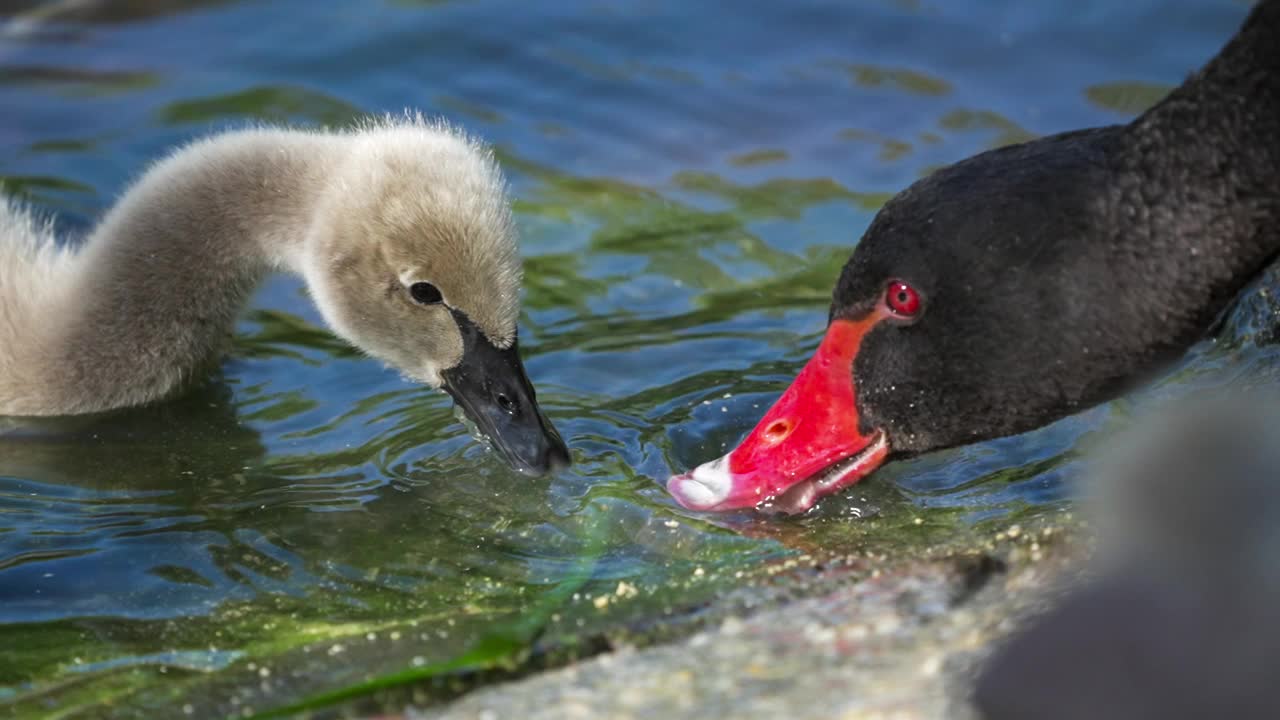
43, 131, 339, 413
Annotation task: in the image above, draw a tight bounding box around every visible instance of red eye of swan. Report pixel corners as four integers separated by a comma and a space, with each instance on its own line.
885, 280, 921, 317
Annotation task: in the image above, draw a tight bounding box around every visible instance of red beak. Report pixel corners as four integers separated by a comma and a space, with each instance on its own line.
667, 313, 891, 514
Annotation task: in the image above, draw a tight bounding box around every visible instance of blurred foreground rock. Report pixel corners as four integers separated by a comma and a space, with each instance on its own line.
976, 394, 1280, 720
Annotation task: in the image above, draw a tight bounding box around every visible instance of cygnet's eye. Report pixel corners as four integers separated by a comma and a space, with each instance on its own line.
884, 279, 922, 318
409, 282, 443, 305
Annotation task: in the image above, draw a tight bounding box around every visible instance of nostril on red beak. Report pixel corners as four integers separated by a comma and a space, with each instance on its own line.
763, 419, 793, 446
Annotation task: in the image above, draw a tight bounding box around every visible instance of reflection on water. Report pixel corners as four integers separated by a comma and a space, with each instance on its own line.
159, 86, 363, 127
1085, 81, 1176, 115
0, 0, 235, 26
0, 0, 1267, 715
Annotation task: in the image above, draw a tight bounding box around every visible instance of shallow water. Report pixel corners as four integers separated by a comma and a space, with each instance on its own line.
0, 0, 1272, 716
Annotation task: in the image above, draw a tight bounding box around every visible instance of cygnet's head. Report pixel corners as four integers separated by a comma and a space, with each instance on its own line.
304, 117, 568, 475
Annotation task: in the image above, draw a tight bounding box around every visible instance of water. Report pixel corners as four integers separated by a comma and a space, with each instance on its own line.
0, 0, 1272, 716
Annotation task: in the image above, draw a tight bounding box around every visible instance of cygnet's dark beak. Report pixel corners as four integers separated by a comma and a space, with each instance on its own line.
440, 310, 570, 476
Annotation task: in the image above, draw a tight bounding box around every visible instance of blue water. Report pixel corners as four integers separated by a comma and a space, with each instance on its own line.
0, 0, 1269, 716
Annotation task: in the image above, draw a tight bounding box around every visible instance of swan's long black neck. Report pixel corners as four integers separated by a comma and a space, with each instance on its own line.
1104, 0, 1280, 344
1123, 0, 1280, 221
1148, 0, 1280, 126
